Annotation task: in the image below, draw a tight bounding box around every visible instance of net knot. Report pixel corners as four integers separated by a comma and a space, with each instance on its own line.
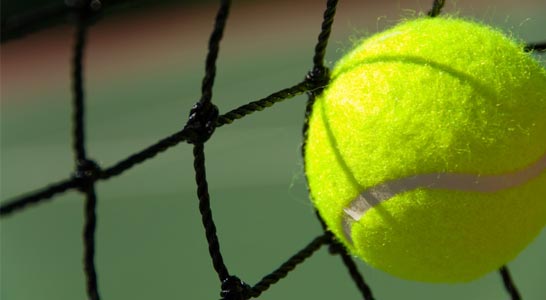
184, 101, 219, 144
220, 275, 253, 300
305, 66, 330, 95
325, 232, 345, 255
73, 159, 101, 191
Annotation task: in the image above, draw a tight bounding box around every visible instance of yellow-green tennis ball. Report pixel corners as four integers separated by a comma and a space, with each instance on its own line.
305, 17, 546, 283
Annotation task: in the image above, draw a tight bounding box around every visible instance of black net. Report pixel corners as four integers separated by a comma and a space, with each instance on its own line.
1, 0, 545, 299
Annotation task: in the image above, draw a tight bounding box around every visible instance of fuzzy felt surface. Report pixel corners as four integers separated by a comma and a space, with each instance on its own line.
304, 16, 546, 282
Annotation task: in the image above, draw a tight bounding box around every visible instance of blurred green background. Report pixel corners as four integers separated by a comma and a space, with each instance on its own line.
1, 0, 545, 299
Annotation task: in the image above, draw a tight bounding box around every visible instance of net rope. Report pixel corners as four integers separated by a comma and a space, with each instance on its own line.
1, 0, 544, 299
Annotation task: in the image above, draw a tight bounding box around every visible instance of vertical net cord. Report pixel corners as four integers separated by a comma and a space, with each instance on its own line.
312, 0, 338, 71
427, 0, 445, 17
73, 7, 87, 162
302, 0, 338, 158
190, 0, 231, 284
193, 144, 229, 281
199, 0, 230, 106
82, 186, 100, 300
71, 3, 101, 300
304, 1, 375, 299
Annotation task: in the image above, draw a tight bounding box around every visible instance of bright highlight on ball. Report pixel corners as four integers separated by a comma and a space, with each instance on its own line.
304, 16, 546, 283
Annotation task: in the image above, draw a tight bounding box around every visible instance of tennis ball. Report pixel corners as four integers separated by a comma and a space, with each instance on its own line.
305, 17, 546, 283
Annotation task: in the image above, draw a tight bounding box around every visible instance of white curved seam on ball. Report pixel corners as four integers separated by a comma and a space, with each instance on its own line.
341, 153, 546, 244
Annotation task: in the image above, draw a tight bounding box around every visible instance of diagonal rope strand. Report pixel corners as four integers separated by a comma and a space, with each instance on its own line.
524, 42, 546, 52
500, 266, 522, 300
250, 234, 329, 298
0, 179, 79, 216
